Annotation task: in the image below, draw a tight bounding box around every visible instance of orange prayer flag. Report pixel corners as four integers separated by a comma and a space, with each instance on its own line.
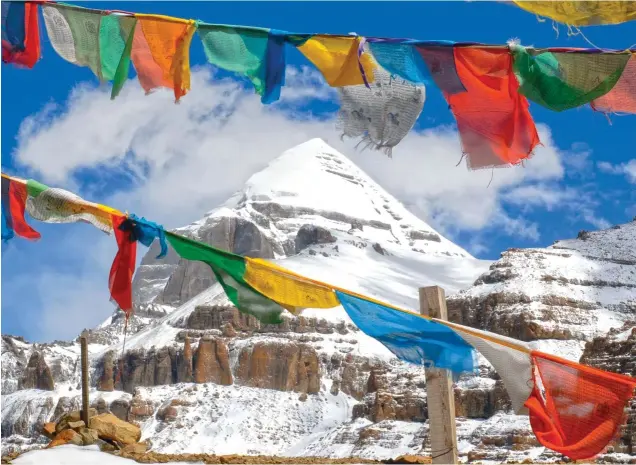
130, 15, 196, 102
525, 351, 636, 460
445, 47, 540, 169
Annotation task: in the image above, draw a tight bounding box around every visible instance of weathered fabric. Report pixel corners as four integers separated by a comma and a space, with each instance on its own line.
297, 35, 376, 87
513, 1, 636, 26
109, 215, 137, 318
244, 257, 339, 314
512, 45, 630, 112
416, 44, 466, 94
165, 234, 286, 324
337, 48, 425, 156
25, 180, 115, 234
591, 54, 636, 114
369, 41, 431, 85
126, 214, 168, 259
1, 176, 40, 242
1, 1, 40, 68
41, 4, 136, 95
131, 15, 197, 102
445, 47, 540, 169
526, 351, 636, 460
198, 24, 286, 103
444, 321, 533, 414
336, 290, 478, 374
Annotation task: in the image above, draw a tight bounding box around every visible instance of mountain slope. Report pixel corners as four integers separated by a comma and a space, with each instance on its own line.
2, 139, 634, 462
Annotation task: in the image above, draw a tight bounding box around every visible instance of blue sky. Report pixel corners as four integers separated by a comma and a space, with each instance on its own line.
2, 1, 635, 342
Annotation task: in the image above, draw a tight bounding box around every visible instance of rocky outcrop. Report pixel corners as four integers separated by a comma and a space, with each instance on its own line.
89, 413, 141, 445
98, 351, 115, 392
236, 341, 320, 394
193, 336, 232, 385
2, 336, 28, 395
18, 351, 54, 391
295, 224, 337, 253
177, 337, 193, 383
159, 217, 278, 306
109, 347, 179, 393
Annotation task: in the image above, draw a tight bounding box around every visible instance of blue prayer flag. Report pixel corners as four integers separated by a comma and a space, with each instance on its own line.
336, 290, 477, 374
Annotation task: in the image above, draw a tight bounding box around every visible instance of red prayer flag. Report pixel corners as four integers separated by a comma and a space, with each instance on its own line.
1, 2, 41, 68
108, 215, 137, 318
445, 47, 539, 170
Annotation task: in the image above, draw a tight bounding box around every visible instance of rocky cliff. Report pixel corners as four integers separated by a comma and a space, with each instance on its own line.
2, 139, 634, 462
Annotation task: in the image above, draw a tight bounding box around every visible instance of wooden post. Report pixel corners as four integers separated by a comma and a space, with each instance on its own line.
80, 330, 90, 426
419, 286, 459, 464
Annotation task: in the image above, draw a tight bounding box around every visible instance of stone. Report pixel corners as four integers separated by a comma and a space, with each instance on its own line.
156, 405, 178, 422
128, 399, 154, 422
46, 429, 82, 448
222, 323, 237, 338
42, 422, 56, 439
193, 336, 233, 385
56, 409, 97, 433
18, 351, 54, 391
386, 455, 431, 464
109, 399, 130, 422
77, 427, 100, 446
94, 398, 108, 414
67, 420, 85, 430
295, 224, 336, 253
89, 413, 141, 445
121, 442, 149, 454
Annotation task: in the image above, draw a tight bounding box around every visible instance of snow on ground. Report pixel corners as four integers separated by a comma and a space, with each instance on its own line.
11, 445, 199, 465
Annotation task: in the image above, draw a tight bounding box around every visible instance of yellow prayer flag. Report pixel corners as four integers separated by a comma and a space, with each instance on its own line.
244, 257, 340, 310
297, 36, 376, 87
513, 1, 636, 26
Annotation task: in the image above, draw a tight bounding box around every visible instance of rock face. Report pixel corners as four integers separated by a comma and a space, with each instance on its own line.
236, 341, 320, 394
18, 351, 54, 391
295, 224, 337, 253
193, 336, 232, 385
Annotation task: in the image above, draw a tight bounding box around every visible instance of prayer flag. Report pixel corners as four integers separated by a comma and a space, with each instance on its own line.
445, 47, 540, 169
297, 35, 376, 87
1, 176, 40, 242
109, 214, 137, 317
513, 1, 636, 27
130, 15, 197, 102
198, 24, 286, 104
512, 45, 630, 112
335, 290, 477, 374
591, 54, 636, 114
1, 1, 40, 68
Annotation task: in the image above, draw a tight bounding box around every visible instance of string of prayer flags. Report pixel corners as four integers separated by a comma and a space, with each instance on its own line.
445, 47, 540, 170
198, 24, 286, 104
109, 214, 137, 318
297, 35, 376, 87
511, 45, 631, 112
513, 1, 636, 27
126, 214, 168, 259
1, 1, 40, 68
337, 50, 426, 156
130, 15, 197, 102
24, 179, 116, 234
591, 54, 636, 114
526, 351, 636, 459
165, 233, 288, 324
1, 175, 40, 242
336, 290, 478, 374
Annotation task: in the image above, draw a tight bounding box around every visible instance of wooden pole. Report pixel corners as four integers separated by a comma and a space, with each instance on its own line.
80, 330, 90, 426
419, 286, 459, 464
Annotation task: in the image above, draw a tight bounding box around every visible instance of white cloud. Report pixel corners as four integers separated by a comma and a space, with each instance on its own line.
598, 159, 636, 184
6, 67, 601, 341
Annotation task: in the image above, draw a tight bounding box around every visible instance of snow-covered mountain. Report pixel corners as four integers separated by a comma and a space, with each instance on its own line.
2, 139, 635, 462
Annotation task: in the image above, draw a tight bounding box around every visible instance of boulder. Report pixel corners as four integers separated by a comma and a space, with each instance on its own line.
42, 422, 56, 439
77, 427, 100, 446
295, 224, 336, 253
67, 420, 85, 431
89, 413, 141, 445
46, 429, 82, 448
121, 442, 149, 454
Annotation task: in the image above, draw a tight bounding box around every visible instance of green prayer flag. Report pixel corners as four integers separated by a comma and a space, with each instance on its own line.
165, 233, 285, 324
198, 24, 269, 97
512, 45, 630, 112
